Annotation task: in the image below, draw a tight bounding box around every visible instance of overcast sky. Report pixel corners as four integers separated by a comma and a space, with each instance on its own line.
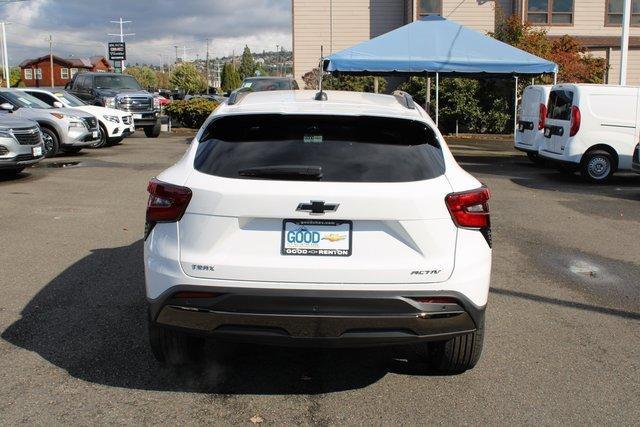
1, 0, 292, 66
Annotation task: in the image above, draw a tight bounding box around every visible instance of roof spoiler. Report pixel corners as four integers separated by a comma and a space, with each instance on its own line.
392, 90, 416, 110
227, 87, 252, 106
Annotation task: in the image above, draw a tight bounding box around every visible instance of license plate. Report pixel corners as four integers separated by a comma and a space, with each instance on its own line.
544, 128, 551, 138
281, 219, 352, 256
32, 146, 42, 156
133, 114, 142, 119
518, 124, 524, 132
92, 131, 99, 138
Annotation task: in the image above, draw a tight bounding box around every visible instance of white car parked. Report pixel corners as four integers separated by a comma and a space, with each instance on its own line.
539, 84, 640, 182
515, 84, 551, 163
144, 90, 492, 372
21, 88, 134, 148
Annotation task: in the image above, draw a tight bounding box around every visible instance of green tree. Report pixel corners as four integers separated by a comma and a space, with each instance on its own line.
10, 67, 24, 87
169, 63, 207, 94
125, 66, 158, 89
239, 45, 255, 79
302, 69, 386, 92
221, 62, 241, 92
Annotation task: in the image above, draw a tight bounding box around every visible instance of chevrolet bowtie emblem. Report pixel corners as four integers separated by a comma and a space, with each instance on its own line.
296, 200, 339, 214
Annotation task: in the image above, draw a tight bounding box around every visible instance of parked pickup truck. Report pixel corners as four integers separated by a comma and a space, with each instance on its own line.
66, 72, 161, 138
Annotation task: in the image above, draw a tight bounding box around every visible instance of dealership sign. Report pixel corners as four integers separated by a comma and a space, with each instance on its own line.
108, 42, 126, 61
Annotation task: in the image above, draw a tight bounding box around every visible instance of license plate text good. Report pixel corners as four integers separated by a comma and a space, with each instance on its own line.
281, 219, 352, 256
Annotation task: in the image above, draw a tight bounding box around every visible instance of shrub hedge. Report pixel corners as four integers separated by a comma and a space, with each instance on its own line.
165, 98, 218, 129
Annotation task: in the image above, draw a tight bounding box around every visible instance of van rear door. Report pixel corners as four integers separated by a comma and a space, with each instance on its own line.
518, 86, 544, 148
544, 88, 574, 154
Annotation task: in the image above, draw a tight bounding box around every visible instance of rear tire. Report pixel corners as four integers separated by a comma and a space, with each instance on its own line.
148, 320, 204, 365
411, 317, 484, 374
144, 122, 161, 138
526, 152, 545, 165
580, 149, 615, 183
41, 127, 59, 158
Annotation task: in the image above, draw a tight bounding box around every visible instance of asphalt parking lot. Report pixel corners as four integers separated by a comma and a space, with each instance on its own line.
1, 132, 638, 424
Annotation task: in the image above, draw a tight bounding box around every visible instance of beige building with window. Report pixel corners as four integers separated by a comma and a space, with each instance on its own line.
292, 0, 640, 86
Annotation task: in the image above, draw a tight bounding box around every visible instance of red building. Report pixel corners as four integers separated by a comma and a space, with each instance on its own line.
18, 55, 113, 87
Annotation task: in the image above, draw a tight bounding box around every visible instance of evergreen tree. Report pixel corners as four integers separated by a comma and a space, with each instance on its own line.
239, 45, 256, 80
221, 62, 241, 92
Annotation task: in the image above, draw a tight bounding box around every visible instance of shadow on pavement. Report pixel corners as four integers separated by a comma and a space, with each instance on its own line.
2, 240, 443, 394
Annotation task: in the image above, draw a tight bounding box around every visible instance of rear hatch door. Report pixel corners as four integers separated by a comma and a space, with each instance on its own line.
178, 114, 457, 284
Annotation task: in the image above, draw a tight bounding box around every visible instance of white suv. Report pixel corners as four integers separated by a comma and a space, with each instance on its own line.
144, 90, 492, 373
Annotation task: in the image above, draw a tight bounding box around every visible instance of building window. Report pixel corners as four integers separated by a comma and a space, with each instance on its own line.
35, 68, 43, 80
24, 69, 33, 80
418, 0, 442, 16
527, 0, 574, 25
70, 68, 78, 77
606, 0, 640, 25
61, 68, 69, 79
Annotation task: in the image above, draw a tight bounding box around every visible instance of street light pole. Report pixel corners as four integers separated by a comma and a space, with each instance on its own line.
620, 0, 631, 85
1, 22, 8, 87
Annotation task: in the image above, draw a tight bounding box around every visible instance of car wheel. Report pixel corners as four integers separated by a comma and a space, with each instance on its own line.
411, 317, 484, 374
90, 124, 108, 148
41, 127, 59, 158
148, 319, 204, 365
144, 122, 161, 138
0, 167, 25, 176
61, 147, 82, 155
581, 150, 614, 183
526, 152, 545, 165
107, 136, 124, 146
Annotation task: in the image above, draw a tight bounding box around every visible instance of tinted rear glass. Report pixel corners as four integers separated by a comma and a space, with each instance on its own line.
547, 89, 574, 120
195, 114, 445, 182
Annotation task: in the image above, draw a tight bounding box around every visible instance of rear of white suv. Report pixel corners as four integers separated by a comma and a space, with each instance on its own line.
144, 90, 491, 373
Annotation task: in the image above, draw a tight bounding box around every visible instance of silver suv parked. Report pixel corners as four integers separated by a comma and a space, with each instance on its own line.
0, 115, 44, 175
0, 89, 100, 157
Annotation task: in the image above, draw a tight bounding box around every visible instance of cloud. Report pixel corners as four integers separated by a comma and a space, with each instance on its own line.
1, 0, 291, 65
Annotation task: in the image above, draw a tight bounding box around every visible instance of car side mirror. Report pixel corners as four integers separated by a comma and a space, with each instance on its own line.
53, 101, 63, 108
0, 103, 14, 112
225, 91, 231, 97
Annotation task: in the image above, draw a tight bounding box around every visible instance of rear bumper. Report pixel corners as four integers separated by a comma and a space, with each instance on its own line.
148, 286, 484, 347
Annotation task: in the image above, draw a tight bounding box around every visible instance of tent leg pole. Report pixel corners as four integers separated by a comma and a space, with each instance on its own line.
435, 72, 439, 128
426, 77, 431, 114
373, 77, 379, 93
514, 76, 519, 136
553, 72, 557, 85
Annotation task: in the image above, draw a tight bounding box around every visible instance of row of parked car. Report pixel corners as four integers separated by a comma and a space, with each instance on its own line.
515, 83, 640, 182
0, 72, 165, 176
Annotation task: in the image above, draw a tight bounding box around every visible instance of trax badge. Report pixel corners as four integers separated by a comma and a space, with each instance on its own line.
191, 264, 215, 272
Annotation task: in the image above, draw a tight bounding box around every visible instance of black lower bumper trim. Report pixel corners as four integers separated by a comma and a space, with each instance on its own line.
148, 286, 485, 347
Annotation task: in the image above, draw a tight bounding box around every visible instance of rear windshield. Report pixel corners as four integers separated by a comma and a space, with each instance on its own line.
195, 114, 445, 182
547, 90, 574, 120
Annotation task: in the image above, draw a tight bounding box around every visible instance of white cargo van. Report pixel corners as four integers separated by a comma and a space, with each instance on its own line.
539, 84, 640, 182
515, 85, 551, 163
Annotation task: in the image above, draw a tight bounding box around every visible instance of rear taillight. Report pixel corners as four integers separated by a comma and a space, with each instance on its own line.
569, 105, 581, 137
445, 187, 490, 229
146, 178, 192, 223
538, 103, 547, 130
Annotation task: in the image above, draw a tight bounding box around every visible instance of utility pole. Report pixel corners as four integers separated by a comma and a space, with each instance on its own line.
276, 45, 280, 76
1, 22, 8, 87
108, 17, 134, 73
205, 39, 210, 94
48, 34, 54, 88
620, 0, 631, 85
174, 45, 179, 64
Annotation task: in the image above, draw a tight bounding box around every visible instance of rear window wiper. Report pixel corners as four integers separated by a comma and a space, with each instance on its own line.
238, 165, 323, 180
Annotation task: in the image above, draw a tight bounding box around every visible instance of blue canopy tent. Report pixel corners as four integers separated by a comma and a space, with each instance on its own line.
323, 16, 558, 128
